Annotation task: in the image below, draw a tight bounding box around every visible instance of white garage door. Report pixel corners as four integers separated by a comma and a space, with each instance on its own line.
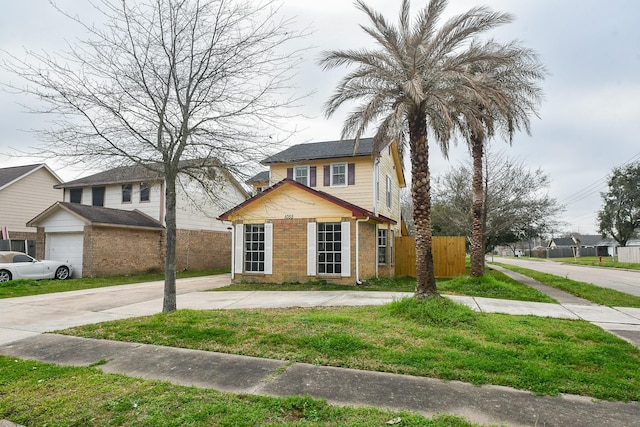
46, 233, 84, 278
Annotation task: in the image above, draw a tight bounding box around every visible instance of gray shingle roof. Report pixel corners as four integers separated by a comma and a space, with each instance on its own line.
0, 164, 44, 188
246, 170, 270, 184
261, 138, 374, 164
58, 202, 163, 229
56, 164, 162, 188
574, 235, 602, 246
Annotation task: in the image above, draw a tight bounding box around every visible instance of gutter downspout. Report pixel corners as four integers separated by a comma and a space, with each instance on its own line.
356, 217, 369, 285
230, 226, 235, 280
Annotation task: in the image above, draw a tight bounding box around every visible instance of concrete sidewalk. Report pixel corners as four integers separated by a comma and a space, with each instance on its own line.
2, 275, 640, 426
1, 333, 639, 427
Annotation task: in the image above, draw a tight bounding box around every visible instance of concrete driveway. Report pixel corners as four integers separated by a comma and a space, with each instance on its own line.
0, 275, 415, 346
492, 257, 640, 296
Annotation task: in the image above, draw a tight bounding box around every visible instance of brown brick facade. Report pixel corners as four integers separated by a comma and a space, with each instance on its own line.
82, 226, 164, 277
233, 218, 388, 285
175, 229, 231, 271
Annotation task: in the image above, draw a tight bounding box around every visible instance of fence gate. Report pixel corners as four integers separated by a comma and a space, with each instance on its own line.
395, 236, 465, 278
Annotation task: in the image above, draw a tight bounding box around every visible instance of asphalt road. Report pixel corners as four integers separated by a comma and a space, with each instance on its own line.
491, 257, 640, 296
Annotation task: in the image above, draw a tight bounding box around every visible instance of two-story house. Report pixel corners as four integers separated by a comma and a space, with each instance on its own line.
27, 161, 248, 277
0, 164, 63, 256
218, 137, 406, 284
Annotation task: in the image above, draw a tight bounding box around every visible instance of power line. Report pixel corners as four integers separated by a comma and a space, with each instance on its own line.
560, 150, 640, 206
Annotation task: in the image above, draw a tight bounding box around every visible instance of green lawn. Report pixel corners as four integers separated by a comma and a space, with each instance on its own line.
493, 263, 640, 308
60, 297, 640, 402
0, 269, 229, 299
0, 356, 479, 427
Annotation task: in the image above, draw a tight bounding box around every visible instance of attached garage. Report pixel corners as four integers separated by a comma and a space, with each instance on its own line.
28, 202, 165, 278
46, 232, 84, 278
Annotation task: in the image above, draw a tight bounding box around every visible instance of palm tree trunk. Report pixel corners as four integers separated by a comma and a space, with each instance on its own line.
470, 133, 485, 277
409, 111, 438, 297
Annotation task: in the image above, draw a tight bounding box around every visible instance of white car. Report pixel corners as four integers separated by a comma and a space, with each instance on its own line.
0, 251, 72, 282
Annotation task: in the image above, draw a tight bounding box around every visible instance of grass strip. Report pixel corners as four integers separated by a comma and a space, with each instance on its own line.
550, 256, 640, 270
60, 298, 640, 402
0, 356, 480, 427
0, 268, 228, 299
493, 263, 640, 308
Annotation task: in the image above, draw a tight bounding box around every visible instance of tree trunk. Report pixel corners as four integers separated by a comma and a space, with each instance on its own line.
163, 172, 177, 312
470, 133, 485, 277
409, 111, 438, 297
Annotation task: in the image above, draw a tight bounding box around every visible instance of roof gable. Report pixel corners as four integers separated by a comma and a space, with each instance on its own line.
0, 164, 62, 191
218, 179, 394, 224
28, 202, 164, 230
261, 138, 376, 164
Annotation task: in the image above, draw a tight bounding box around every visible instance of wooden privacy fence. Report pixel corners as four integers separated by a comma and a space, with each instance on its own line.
395, 236, 466, 278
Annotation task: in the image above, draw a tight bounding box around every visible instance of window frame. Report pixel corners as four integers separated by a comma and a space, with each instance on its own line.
378, 228, 388, 265
121, 184, 133, 203
386, 175, 392, 209
244, 224, 266, 273
330, 162, 347, 187
92, 186, 105, 207
69, 188, 82, 204
294, 166, 310, 186
139, 182, 150, 202
317, 222, 342, 275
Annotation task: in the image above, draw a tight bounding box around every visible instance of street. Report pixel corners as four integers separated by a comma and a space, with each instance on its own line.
491, 257, 640, 296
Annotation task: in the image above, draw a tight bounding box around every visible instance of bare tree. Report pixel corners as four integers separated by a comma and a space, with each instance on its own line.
1, 0, 306, 312
432, 150, 563, 254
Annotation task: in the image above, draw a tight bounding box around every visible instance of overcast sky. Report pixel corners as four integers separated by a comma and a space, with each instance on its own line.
1, 0, 639, 236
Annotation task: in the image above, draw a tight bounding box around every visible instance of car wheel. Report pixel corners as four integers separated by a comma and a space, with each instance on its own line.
0, 269, 12, 282
55, 266, 70, 280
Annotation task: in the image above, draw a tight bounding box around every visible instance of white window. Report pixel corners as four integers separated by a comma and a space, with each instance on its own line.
378, 228, 387, 264
244, 224, 265, 272
294, 166, 309, 186
318, 222, 342, 275
386, 175, 392, 208
331, 163, 347, 186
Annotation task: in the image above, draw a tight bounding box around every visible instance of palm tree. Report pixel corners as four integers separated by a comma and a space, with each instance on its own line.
319, 0, 524, 297
458, 43, 546, 277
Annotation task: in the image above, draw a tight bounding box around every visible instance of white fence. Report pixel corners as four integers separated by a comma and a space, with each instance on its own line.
618, 246, 640, 263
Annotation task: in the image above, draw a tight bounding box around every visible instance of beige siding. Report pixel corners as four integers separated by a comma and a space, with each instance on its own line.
270, 157, 375, 211
227, 184, 352, 222
376, 146, 402, 226
0, 168, 62, 233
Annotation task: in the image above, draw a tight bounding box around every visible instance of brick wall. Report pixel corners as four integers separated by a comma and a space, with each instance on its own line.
83, 226, 164, 277
175, 229, 231, 271
233, 218, 389, 286
358, 221, 377, 280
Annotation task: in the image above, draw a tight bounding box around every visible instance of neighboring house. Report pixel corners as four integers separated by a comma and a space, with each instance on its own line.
0, 164, 63, 255
548, 235, 603, 257
28, 161, 248, 277
218, 137, 406, 284
246, 170, 270, 194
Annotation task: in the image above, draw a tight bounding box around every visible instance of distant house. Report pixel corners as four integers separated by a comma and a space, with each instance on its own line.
245, 170, 270, 194
548, 235, 603, 257
219, 137, 406, 284
0, 164, 63, 255
28, 161, 248, 277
